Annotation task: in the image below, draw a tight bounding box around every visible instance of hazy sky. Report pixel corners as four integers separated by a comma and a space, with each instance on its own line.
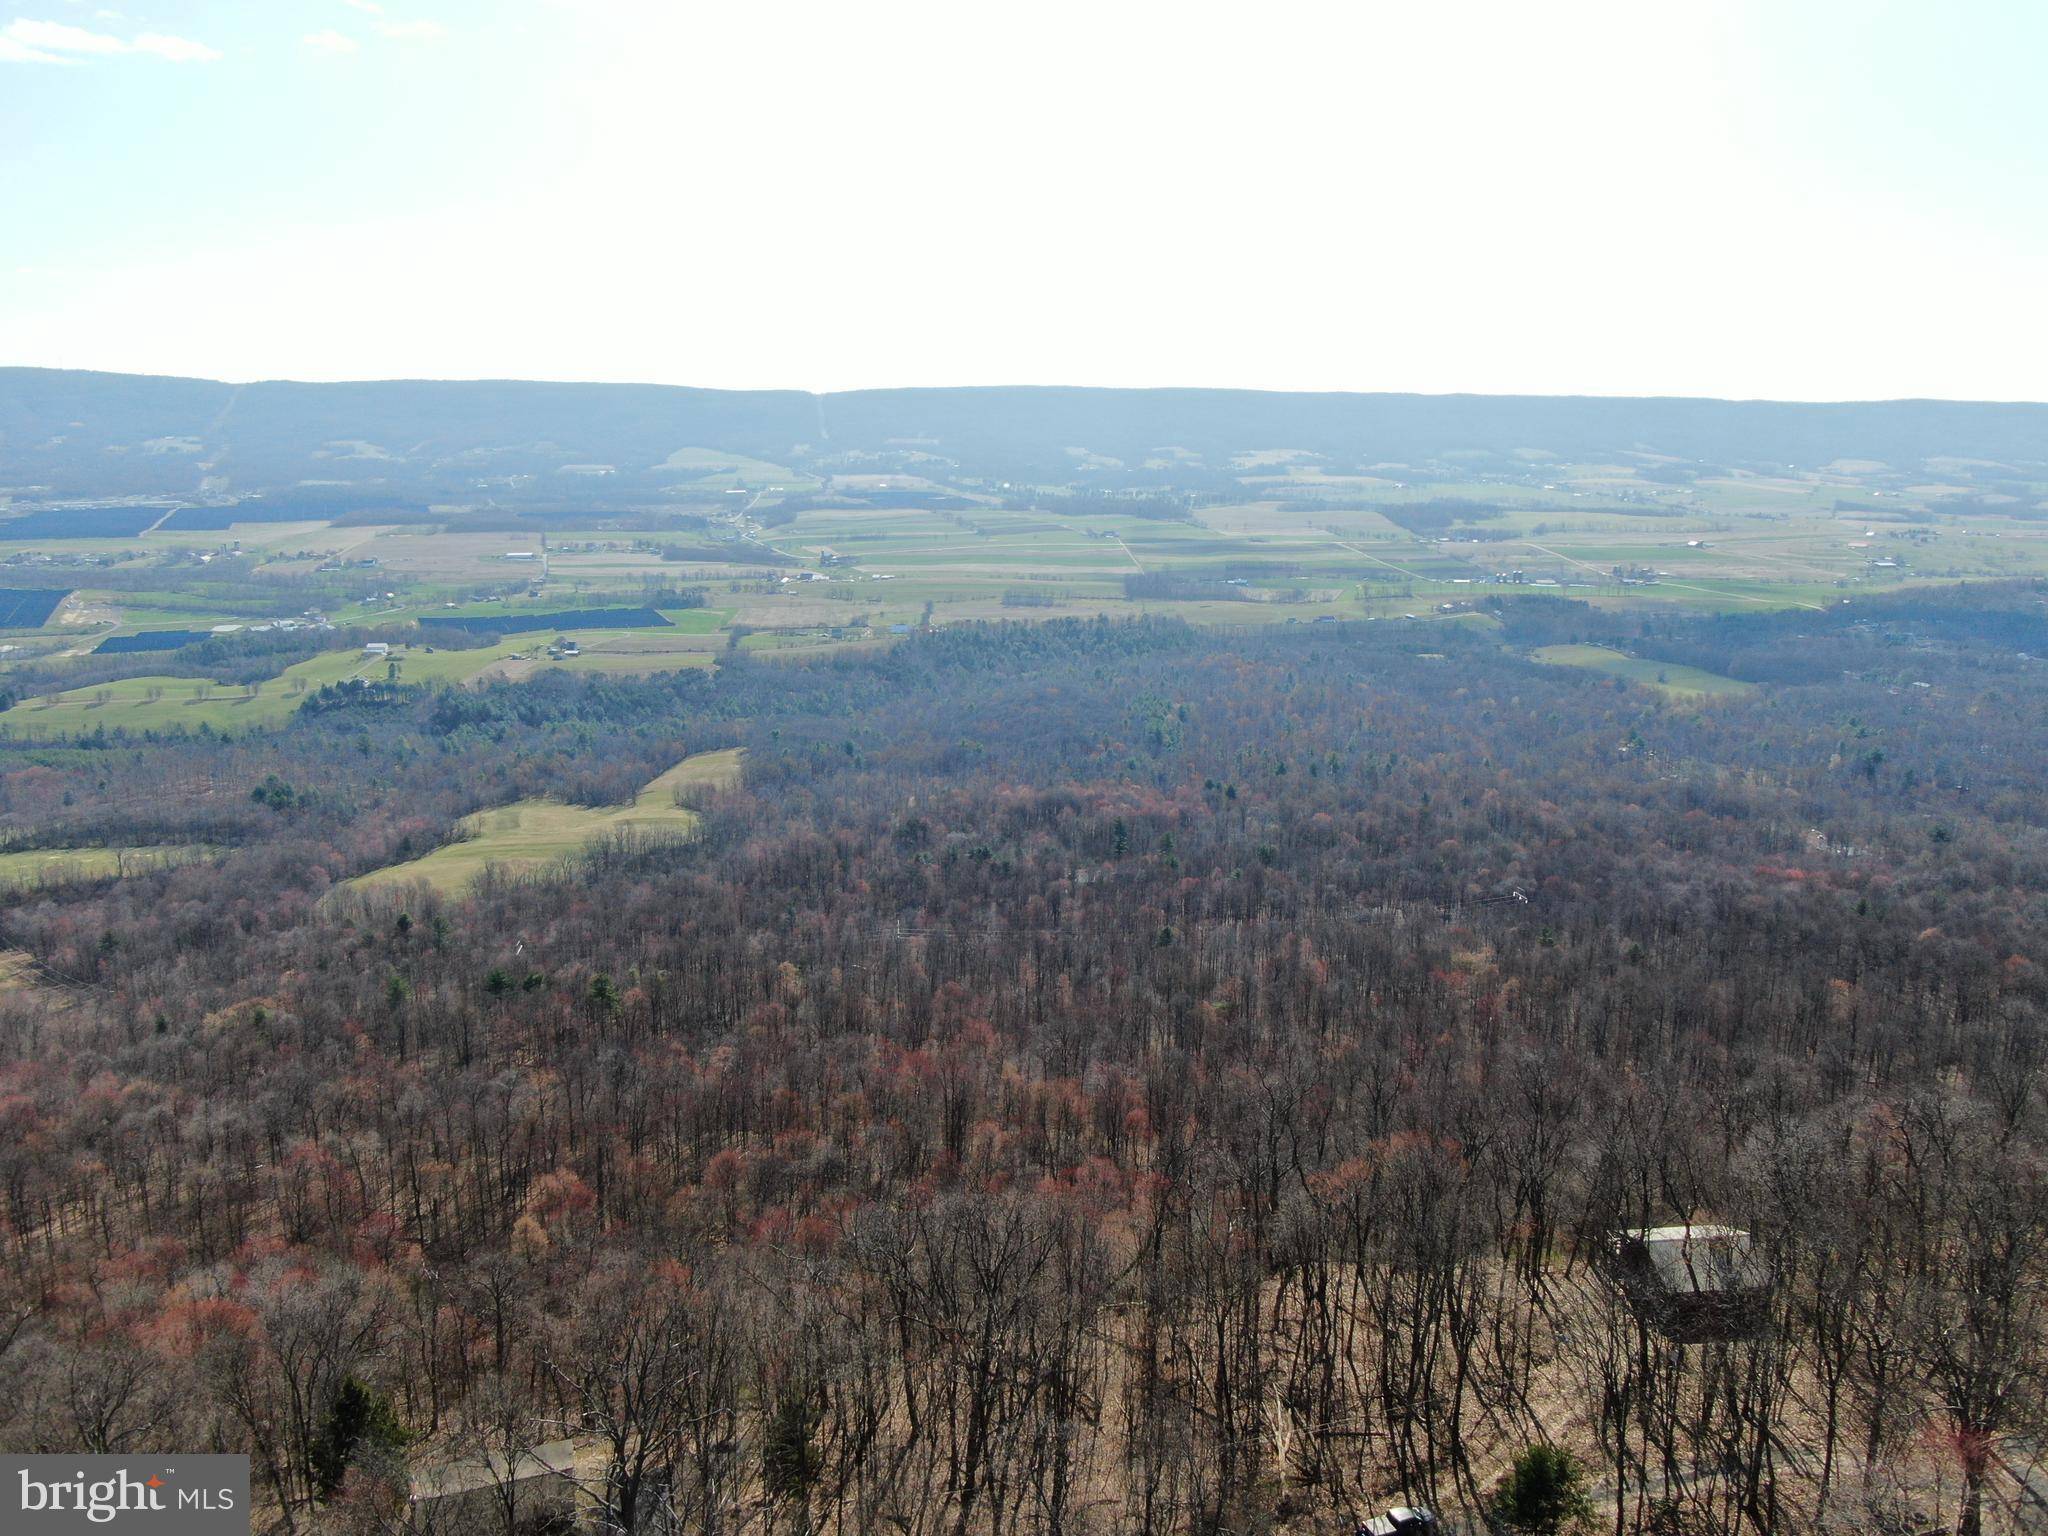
3, 0, 2043, 399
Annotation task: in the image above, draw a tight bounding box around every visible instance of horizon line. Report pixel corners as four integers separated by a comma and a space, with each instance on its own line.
4, 364, 2045, 410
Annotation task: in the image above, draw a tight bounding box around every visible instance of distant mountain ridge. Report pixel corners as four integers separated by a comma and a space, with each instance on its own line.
3, 367, 2043, 500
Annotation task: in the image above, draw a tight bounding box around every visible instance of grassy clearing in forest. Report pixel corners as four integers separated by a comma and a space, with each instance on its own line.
0, 671, 311, 735
1530, 643, 1753, 700
0, 643, 514, 738
0, 844, 213, 890
0, 629, 709, 738
342, 747, 744, 897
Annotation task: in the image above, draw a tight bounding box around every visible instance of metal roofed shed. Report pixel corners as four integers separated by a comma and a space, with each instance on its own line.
410, 1437, 585, 1529
1359, 1508, 1437, 1536
1605, 1223, 1770, 1341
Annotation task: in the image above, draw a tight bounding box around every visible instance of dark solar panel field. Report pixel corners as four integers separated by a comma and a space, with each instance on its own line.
416, 607, 672, 636
0, 507, 165, 539
95, 629, 207, 654
0, 589, 70, 628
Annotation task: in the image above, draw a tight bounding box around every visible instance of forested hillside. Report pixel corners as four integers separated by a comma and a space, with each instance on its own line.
7, 368, 2046, 498
0, 585, 2042, 1534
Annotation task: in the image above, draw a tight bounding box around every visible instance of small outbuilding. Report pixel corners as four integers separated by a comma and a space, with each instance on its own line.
1359, 1509, 1437, 1536
1606, 1223, 1769, 1342
409, 1438, 582, 1532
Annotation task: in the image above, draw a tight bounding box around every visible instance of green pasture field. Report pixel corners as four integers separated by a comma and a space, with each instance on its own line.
0, 612, 757, 738
420, 599, 729, 629
134, 521, 360, 555
506, 549, 670, 579
480, 635, 722, 679
539, 649, 717, 675
1531, 643, 1754, 700
0, 529, 378, 581
657, 448, 818, 488
15, 614, 760, 728
348, 529, 558, 583
0, 843, 213, 890
1574, 581, 1844, 613
341, 746, 744, 896
78, 600, 252, 629
0, 671, 312, 736
0, 639, 521, 738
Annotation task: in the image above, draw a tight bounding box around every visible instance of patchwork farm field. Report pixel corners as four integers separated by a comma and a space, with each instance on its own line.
341, 746, 743, 896
0, 444, 2038, 714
